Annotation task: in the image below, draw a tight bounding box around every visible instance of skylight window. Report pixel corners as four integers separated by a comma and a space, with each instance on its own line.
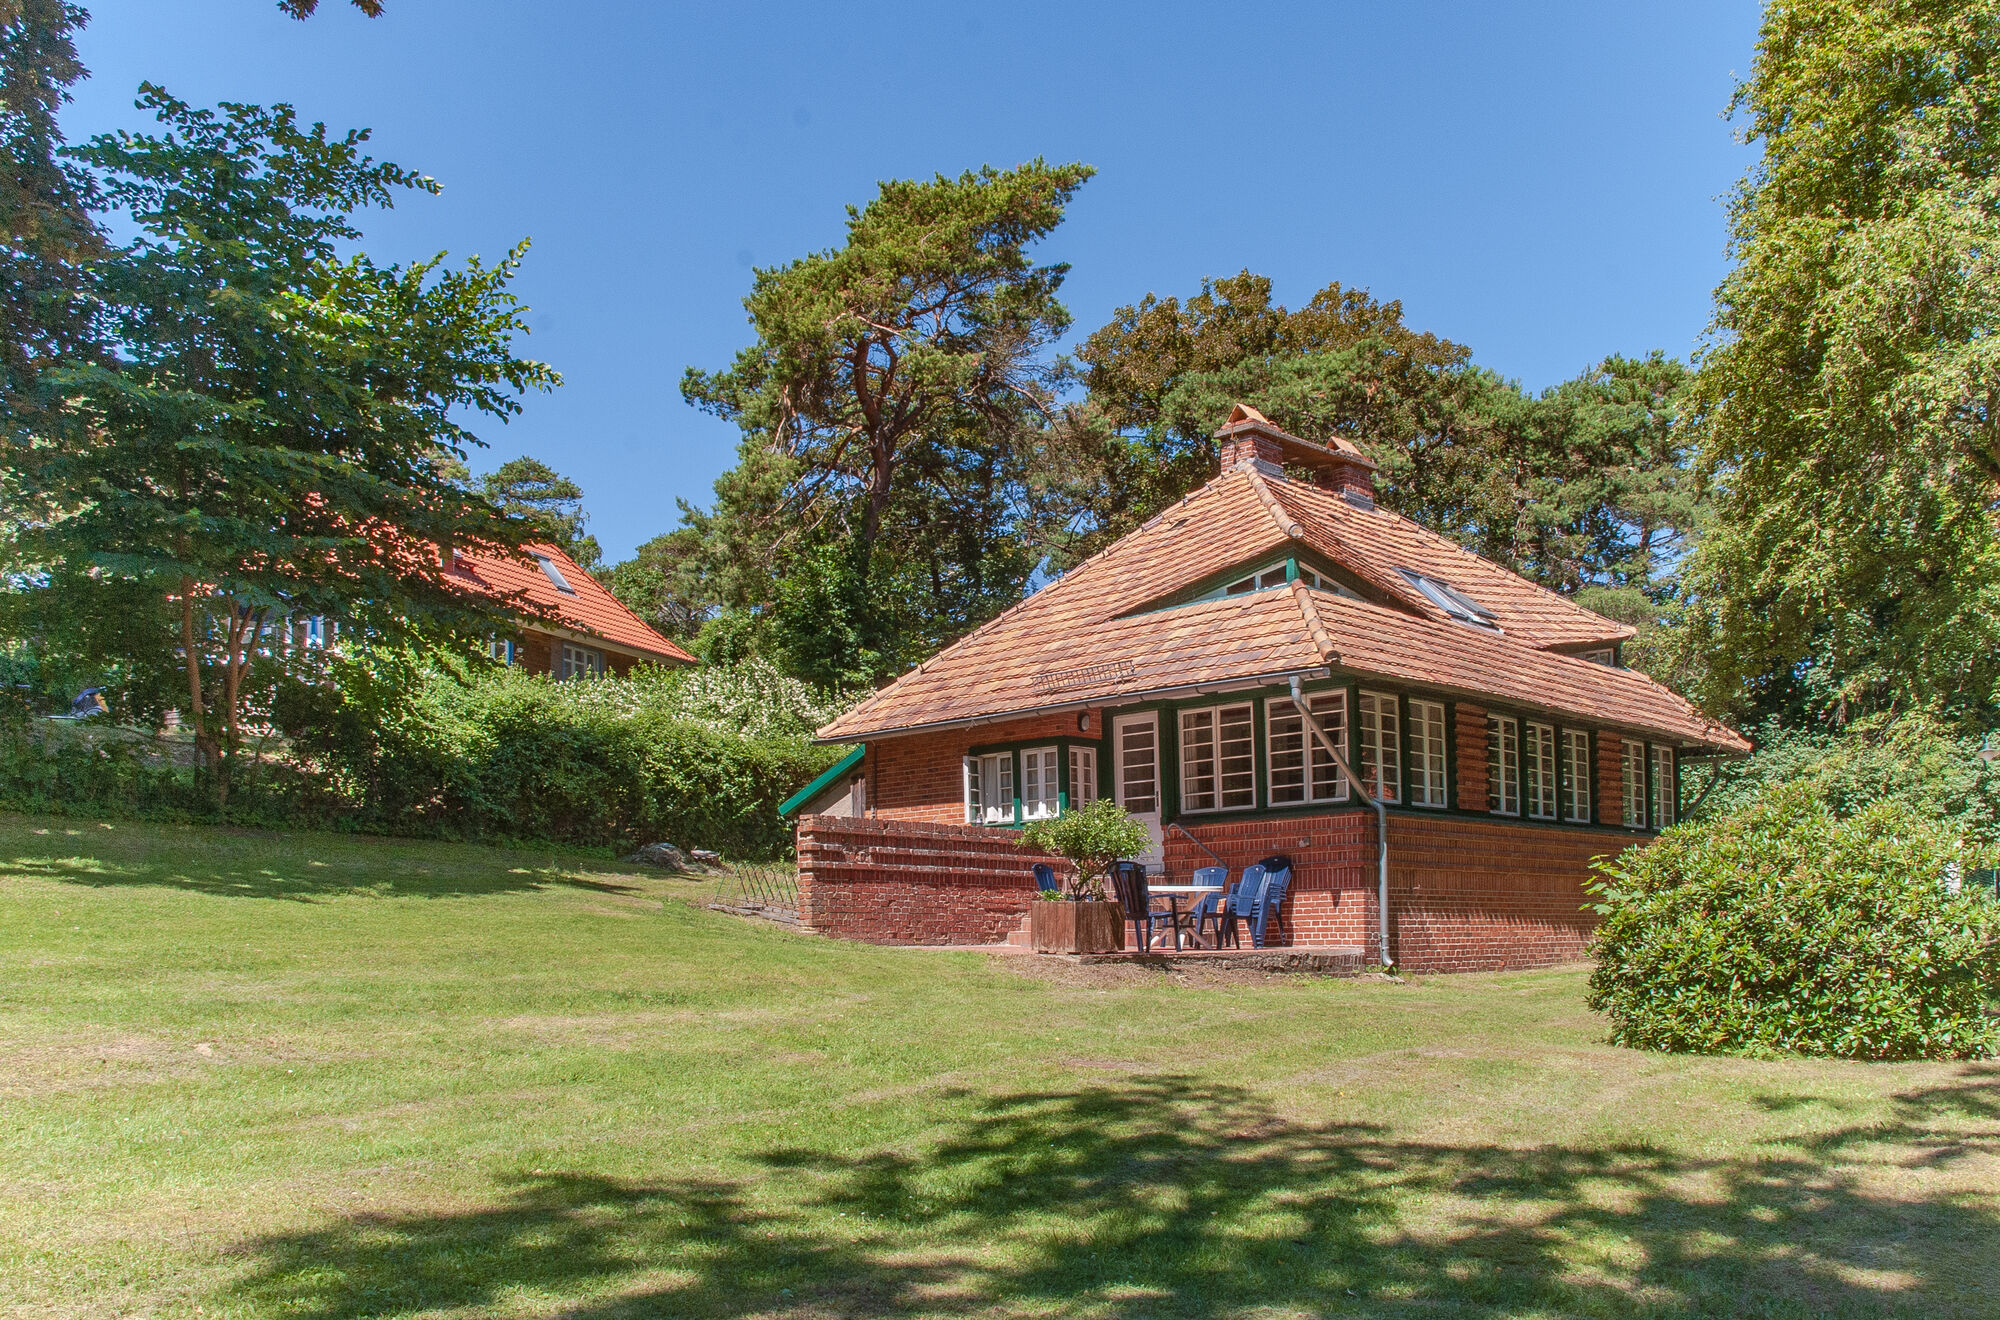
1397, 568, 1497, 629
537, 555, 577, 595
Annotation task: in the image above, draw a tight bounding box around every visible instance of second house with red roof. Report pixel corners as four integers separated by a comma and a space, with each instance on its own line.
448, 541, 694, 678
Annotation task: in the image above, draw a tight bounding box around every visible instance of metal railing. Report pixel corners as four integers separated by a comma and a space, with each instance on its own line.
711, 865, 800, 923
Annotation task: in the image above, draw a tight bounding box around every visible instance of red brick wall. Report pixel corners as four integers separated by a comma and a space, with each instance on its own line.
1598, 734, 1631, 828
1454, 702, 1489, 813
868, 711, 1102, 825
1166, 809, 1644, 973
795, 814, 1061, 945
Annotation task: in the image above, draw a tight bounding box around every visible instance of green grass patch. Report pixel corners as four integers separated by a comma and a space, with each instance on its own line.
1, 812, 1995, 1318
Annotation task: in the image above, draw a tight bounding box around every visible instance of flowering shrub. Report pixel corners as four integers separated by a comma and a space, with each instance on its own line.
1587, 785, 1999, 1060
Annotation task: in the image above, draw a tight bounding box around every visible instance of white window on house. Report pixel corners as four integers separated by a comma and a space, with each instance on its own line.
1487, 715, 1520, 815
1179, 703, 1256, 812
1621, 738, 1646, 827
964, 751, 1015, 826
1525, 721, 1557, 820
1069, 745, 1099, 807
1562, 729, 1592, 823
1223, 563, 1291, 595
559, 643, 605, 680
1267, 691, 1350, 806
487, 635, 516, 665
537, 555, 577, 595
1409, 698, 1448, 807
1020, 746, 1060, 821
1578, 648, 1616, 667
303, 616, 334, 649
1117, 719, 1158, 813
1359, 691, 1401, 804
1650, 745, 1676, 829
1396, 569, 1499, 630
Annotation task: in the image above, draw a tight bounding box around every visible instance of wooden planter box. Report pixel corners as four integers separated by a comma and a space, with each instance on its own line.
1029, 900, 1125, 954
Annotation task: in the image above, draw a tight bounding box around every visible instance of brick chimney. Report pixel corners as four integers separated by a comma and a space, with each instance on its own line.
1213, 403, 1378, 502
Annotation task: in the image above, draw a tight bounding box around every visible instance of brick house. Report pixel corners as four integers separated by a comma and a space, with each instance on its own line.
796, 405, 1749, 971
450, 541, 694, 676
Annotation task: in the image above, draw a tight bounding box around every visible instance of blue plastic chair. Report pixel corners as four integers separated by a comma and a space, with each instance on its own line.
1186, 865, 1232, 945
1251, 863, 1293, 948
1107, 861, 1165, 950
1032, 862, 1060, 895
1217, 864, 1268, 949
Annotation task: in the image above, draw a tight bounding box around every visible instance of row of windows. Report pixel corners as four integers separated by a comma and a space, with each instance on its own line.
965, 693, 1678, 829
965, 745, 1098, 825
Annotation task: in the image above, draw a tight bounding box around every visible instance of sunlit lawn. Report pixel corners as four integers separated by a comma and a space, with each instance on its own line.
1, 811, 1994, 1319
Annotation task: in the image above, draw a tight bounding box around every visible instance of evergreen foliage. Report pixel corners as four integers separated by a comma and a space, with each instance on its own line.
479, 456, 602, 569
1589, 786, 1999, 1060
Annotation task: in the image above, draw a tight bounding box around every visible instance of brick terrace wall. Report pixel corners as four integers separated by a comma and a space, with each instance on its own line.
1168, 809, 1646, 973
869, 710, 1102, 825
795, 814, 1061, 945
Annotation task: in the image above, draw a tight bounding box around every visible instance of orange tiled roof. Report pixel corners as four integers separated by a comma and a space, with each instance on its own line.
450, 542, 694, 666
818, 460, 1745, 752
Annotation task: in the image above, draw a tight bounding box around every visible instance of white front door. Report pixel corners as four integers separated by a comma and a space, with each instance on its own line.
1113, 712, 1165, 872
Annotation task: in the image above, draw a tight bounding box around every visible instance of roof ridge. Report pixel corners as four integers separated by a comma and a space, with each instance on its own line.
1289, 578, 1339, 662
1243, 466, 1306, 542
1263, 479, 1434, 616
818, 471, 1264, 731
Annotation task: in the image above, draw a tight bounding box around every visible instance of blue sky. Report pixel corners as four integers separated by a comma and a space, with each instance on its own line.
68, 1, 1762, 562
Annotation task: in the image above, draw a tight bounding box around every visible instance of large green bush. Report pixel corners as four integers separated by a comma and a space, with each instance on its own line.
1588, 786, 1999, 1060
0, 657, 848, 859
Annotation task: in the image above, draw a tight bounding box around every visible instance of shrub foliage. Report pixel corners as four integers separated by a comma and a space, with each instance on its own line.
0, 657, 848, 859
1019, 799, 1152, 899
1588, 787, 1999, 1060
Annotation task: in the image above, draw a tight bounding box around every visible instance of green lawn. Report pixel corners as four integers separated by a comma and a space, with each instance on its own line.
1, 814, 1994, 1319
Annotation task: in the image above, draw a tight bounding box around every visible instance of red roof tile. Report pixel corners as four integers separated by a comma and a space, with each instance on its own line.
817, 461, 1744, 752
449, 542, 694, 666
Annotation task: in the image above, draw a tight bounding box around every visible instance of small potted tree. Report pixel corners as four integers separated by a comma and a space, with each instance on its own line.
1019, 798, 1150, 954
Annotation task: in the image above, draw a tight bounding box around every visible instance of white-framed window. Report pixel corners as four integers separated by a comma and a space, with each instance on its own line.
1359, 691, 1401, 804
1650, 745, 1676, 829
1409, 699, 1447, 807
964, 751, 1015, 826
1579, 648, 1615, 667
302, 616, 334, 649
1069, 746, 1099, 808
1487, 715, 1520, 815
1621, 738, 1646, 827
1116, 717, 1159, 814
559, 643, 605, 680
487, 635, 516, 665
1021, 746, 1060, 821
1179, 703, 1256, 812
1267, 691, 1350, 806
1562, 729, 1591, 823
1525, 721, 1557, 820
1223, 563, 1292, 595
1201, 561, 1358, 603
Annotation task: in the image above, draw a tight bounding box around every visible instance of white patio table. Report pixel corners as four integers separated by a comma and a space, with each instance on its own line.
1140, 883, 1226, 950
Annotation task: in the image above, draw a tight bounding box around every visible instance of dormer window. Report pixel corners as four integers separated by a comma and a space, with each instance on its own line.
1397, 569, 1497, 630
537, 555, 577, 595
1224, 564, 1294, 595
1578, 648, 1616, 667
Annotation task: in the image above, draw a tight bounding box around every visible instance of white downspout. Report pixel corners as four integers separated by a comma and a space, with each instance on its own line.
1290, 675, 1392, 969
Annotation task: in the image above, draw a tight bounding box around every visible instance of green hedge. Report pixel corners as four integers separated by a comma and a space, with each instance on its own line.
0, 659, 847, 860
1587, 786, 1999, 1060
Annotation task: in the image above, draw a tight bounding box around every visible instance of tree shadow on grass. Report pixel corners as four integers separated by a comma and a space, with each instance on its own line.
221, 1071, 2000, 1319
2, 851, 643, 901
